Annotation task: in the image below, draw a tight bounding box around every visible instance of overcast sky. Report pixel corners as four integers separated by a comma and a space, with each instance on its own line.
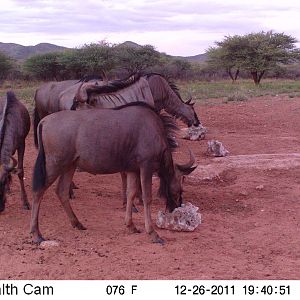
1, 0, 300, 56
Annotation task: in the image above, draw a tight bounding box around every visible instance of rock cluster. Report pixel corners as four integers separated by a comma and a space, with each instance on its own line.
182, 125, 207, 141
207, 140, 229, 157
156, 202, 201, 231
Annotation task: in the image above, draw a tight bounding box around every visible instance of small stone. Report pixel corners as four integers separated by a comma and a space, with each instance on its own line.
255, 185, 264, 191
240, 190, 248, 196
156, 202, 201, 232
39, 240, 60, 249
206, 140, 229, 157
181, 125, 207, 141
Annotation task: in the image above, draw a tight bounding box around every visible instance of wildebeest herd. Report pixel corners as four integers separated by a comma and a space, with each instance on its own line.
0, 72, 201, 245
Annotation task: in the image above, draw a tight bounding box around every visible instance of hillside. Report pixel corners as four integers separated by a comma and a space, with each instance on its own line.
0, 42, 68, 60
118, 41, 143, 49
0, 41, 207, 62
183, 53, 208, 62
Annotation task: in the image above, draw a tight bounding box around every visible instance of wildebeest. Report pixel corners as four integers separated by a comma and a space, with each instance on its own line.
72, 73, 200, 207
33, 73, 201, 148
33, 73, 199, 204
31, 102, 196, 244
74, 72, 201, 127
33, 75, 105, 147
0, 91, 30, 212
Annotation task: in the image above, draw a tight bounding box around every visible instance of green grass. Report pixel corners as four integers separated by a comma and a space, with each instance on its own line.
0, 80, 41, 112
1, 79, 300, 112
178, 79, 300, 102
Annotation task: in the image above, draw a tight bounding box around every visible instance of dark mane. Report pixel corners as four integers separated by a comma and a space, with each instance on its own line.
113, 101, 178, 150
112, 101, 155, 111
86, 73, 142, 96
0, 91, 18, 151
157, 149, 178, 212
78, 74, 104, 83
143, 72, 184, 103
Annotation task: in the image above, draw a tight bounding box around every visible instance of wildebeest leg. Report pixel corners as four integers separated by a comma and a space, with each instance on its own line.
30, 189, 46, 244
69, 182, 76, 199
55, 166, 86, 230
71, 181, 79, 189
120, 172, 127, 208
140, 165, 164, 244
120, 172, 138, 213
125, 172, 141, 233
136, 178, 143, 205
17, 143, 30, 210
31, 170, 61, 243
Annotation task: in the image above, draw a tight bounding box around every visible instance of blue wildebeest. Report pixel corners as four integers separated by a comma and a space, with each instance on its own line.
33, 75, 106, 148
74, 72, 201, 127
33, 73, 199, 205
0, 91, 30, 212
31, 102, 196, 244
73, 73, 199, 207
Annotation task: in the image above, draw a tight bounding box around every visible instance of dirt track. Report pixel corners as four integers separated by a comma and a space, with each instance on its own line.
0, 95, 299, 279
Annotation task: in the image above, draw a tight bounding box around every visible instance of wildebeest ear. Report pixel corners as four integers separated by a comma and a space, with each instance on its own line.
176, 164, 197, 175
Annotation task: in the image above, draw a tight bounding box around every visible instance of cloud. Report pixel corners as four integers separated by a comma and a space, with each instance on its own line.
0, 0, 299, 55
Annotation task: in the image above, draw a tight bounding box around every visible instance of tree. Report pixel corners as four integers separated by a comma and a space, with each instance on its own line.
242, 31, 299, 84
23, 42, 116, 80
77, 42, 116, 75
23, 52, 61, 80
114, 44, 160, 74
206, 35, 244, 82
207, 31, 300, 84
57, 49, 84, 79
0, 51, 14, 80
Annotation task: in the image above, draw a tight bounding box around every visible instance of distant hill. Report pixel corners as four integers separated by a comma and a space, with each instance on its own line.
118, 41, 207, 62
0, 41, 207, 62
0, 42, 68, 60
183, 53, 208, 62
118, 41, 143, 49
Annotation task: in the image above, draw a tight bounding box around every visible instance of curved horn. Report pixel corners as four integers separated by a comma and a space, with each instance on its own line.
5, 157, 17, 172
74, 81, 87, 104
100, 70, 108, 83
176, 149, 197, 175
70, 98, 78, 110
185, 92, 193, 105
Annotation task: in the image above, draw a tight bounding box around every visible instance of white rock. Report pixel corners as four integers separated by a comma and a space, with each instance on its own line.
182, 125, 207, 141
39, 240, 60, 249
207, 140, 229, 157
156, 202, 201, 231
255, 184, 264, 190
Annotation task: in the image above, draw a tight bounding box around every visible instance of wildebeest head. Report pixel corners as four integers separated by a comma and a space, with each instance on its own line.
71, 77, 108, 110
0, 157, 17, 212
160, 150, 197, 212
183, 96, 201, 127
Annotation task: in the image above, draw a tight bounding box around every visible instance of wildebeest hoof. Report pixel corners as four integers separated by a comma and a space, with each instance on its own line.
32, 236, 46, 245
69, 191, 75, 200
150, 231, 165, 245
70, 182, 79, 189
73, 222, 87, 230
127, 224, 141, 234
122, 205, 139, 213
132, 205, 139, 213
152, 236, 165, 245
23, 202, 31, 210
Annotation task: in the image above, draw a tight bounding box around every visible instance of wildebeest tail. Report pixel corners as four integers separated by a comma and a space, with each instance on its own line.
33, 105, 40, 148
158, 149, 177, 212
32, 123, 46, 192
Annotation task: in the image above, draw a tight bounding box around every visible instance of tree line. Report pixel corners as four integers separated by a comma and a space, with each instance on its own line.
1, 31, 299, 84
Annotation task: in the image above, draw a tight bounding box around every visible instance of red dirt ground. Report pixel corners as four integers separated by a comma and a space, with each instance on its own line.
0, 95, 299, 280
